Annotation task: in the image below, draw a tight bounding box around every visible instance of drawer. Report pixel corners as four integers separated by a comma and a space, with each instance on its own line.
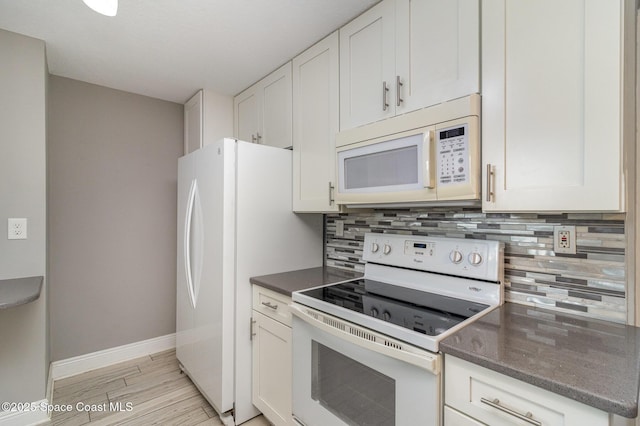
252, 285, 292, 327
444, 356, 609, 426
444, 406, 485, 426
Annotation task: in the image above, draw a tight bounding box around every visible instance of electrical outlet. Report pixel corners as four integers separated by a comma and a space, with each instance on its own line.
553, 225, 576, 254
558, 231, 571, 248
335, 220, 345, 237
8, 218, 27, 240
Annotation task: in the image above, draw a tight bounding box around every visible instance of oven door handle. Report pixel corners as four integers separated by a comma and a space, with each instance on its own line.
291, 304, 440, 374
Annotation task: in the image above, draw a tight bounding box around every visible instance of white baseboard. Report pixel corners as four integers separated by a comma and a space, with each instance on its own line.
45, 363, 53, 408
50, 333, 176, 381
0, 335, 175, 426
0, 399, 50, 426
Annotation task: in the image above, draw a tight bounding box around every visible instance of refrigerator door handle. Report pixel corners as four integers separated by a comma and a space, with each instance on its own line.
184, 178, 198, 308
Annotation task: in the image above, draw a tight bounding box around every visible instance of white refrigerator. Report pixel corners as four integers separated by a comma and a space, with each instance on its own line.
176, 138, 322, 425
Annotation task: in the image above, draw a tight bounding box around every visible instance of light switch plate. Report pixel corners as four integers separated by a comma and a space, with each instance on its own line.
8, 218, 27, 240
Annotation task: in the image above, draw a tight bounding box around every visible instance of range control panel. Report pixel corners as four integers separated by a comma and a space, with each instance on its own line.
363, 233, 502, 282
404, 240, 435, 257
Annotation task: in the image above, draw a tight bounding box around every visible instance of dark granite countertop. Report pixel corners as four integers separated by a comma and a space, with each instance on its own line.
440, 302, 640, 418
250, 266, 363, 296
0, 276, 43, 309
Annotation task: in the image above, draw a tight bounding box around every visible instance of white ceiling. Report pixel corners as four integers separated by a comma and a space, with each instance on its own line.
0, 0, 379, 103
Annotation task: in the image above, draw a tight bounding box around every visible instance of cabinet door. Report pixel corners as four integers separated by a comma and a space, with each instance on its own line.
482, 0, 624, 211
184, 90, 203, 155
339, 0, 396, 130
395, 0, 479, 114
252, 312, 294, 426
292, 32, 340, 212
260, 63, 292, 149
234, 85, 260, 144
201, 89, 233, 147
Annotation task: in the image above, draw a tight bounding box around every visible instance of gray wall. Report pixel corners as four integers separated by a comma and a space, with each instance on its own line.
48, 76, 183, 361
0, 29, 48, 404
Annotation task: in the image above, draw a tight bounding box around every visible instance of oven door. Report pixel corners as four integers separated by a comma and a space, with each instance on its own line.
291, 304, 441, 426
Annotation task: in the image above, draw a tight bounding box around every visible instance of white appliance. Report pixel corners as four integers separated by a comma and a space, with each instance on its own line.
291, 233, 503, 426
177, 138, 322, 425
335, 94, 480, 207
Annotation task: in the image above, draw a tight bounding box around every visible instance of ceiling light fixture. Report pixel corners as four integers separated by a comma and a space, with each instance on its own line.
82, 0, 118, 17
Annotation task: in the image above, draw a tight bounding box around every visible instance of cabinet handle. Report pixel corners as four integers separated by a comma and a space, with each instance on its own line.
261, 301, 278, 310
328, 182, 335, 205
256, 132, 262, 144
251, 134, 257, 143
396, 76, 403, 107
486, 163, 495, 202
382, 81, 390, 111
480, 398, 541, 426
250, 318, 256, 340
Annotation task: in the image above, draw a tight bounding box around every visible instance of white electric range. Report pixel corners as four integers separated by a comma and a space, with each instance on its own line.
291, 232, 504, 426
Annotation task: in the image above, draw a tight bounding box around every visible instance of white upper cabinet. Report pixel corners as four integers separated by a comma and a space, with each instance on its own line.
340, 0, 396, 130
395, 0, 479, 114
234, 88, 259, 145
482, 0, 631, 212
340, 0, 480, 130
184, 89, 233, 155
292, 31, 340, 213
262, 64, 293, 149
234, 62, 292, 149
184, 90, 203, 155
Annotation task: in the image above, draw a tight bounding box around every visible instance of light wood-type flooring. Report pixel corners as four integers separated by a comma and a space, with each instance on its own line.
47, 349, 270, 426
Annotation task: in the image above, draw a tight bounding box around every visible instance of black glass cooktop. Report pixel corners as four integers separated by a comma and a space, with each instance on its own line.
298, 278, 489, 336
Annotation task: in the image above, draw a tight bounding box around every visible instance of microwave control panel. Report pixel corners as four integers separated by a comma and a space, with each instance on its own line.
437, 124, 469, 186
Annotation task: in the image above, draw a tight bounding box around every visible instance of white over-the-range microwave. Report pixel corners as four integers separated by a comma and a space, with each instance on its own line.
335, 94, 480, 207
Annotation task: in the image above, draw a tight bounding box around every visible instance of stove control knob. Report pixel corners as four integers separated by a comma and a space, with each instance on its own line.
370, 308, 379, 317
383, 244, 392, 255
383, 311, 391, 321
449, 250, 463, 264
468, 252, 483, 266
371, 243, 380, 253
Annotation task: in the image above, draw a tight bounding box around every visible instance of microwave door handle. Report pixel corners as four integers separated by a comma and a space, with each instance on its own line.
423, 130, 435, 189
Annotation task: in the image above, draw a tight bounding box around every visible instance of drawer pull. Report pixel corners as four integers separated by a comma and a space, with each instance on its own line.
480, 397, 541, 426
261, 301, 279, 310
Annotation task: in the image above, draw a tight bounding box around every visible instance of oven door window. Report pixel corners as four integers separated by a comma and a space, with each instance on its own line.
312, 341, 395, 425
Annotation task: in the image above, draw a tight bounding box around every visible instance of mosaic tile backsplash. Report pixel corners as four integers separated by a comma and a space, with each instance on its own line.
325, 209, 627, 323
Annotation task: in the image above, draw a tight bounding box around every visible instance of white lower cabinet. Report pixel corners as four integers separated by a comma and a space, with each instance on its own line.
444, 406, 484, 426
252, 286, 294, 426
444, 356, 610, 426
